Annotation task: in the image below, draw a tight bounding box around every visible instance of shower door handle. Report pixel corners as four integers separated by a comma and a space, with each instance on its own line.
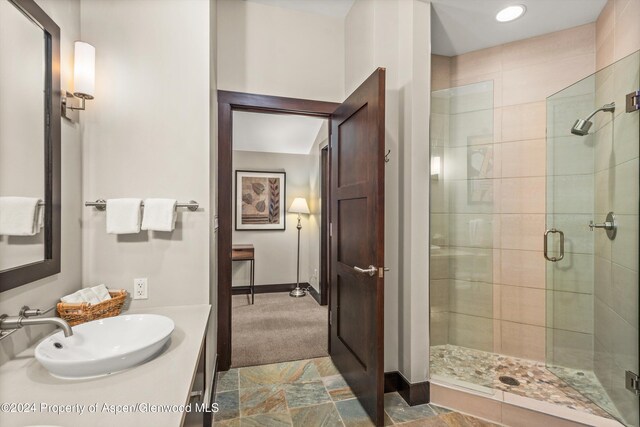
543, 228, 564, 262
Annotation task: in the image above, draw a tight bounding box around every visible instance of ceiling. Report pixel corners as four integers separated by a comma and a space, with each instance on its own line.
431, 0, 607, 56
244, 0, 355, 18
233, 111, 326, 155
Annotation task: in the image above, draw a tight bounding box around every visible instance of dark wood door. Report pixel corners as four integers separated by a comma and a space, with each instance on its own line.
329, 68, 385, 425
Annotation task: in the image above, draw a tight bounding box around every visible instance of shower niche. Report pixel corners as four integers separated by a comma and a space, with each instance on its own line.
429, 47, 640, 426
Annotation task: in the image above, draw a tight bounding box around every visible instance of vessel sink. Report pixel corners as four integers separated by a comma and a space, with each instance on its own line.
35, 314, 174, 379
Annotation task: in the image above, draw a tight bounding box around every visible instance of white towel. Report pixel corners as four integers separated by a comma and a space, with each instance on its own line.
78, 288, 102, 304
61, 285, 112, 304
141, 198, 177, 232
91, 284, 112, 301
106, 198, 142, 234
0, 197, 44, 236
60, 290, 84, 304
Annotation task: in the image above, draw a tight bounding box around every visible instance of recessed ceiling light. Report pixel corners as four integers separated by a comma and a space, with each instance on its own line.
496, 5, 526, 22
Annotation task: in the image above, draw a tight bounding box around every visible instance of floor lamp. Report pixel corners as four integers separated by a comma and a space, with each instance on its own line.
288, 197, 310, 298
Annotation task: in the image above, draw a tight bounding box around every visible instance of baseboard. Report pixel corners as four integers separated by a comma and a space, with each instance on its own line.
231, 282, 312, 295
307, 285, 321, 304
384, 371, 430, 406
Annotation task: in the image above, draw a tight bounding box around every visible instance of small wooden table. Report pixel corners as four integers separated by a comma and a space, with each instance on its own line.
232, 244, 255, 304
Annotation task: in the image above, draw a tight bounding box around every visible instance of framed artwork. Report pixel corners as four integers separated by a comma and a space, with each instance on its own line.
235, 170, 286, 231
467, 135, 494, 204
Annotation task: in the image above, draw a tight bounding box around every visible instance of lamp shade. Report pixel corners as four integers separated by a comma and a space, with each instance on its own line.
73, 41, 95, 99
288, 197, 310, 214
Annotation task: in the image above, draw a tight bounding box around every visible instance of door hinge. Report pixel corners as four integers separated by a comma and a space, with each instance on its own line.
329, 222, 333, 238
625, 371, 640, 395
329, 310, 332, 326
626, 90, 640, 113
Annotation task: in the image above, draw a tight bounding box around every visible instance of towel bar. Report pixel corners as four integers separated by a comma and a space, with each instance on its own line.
85, 199, 199, 212
4, 200, 45, 206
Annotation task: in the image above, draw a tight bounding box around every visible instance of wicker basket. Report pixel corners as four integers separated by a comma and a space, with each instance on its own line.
57, 290, 128, 326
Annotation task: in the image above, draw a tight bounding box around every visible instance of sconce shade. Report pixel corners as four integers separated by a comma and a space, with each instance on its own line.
73, 41, 95, 99
288, 197, 310, 214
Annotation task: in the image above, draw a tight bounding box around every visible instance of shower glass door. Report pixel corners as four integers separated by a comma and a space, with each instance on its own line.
429, 81, 497, 395
546, 50, 640, 426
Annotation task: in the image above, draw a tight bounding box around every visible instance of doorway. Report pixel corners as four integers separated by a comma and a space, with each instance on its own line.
217, 68, 386, 425
217, 91, 339, 372
229, 110, 330, 367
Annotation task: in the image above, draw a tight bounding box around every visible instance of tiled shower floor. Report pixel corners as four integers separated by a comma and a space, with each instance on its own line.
430, 344, 621, 421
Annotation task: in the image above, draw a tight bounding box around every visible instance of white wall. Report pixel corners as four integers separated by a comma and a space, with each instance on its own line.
217, 0, 344, 102
344, 0, 431, 382
0, 0, 83, 365
218, 0, 432, 383
80, 0, 210, 309
232, 150, 321, 287
208, 0, 219, 391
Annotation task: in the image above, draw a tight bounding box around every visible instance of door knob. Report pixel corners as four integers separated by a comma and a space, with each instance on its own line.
354, 265, 377, 276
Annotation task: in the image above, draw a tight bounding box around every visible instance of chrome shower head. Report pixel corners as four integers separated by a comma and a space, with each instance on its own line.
570, 102, 615, 136
571, 119, 592, 136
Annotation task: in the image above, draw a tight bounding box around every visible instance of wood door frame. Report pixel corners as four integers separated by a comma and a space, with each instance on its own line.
320, 146, 329, 306
217, 90, 339, 371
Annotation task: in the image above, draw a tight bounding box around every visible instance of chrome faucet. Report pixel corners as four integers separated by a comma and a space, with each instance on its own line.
0, 305, 73, 338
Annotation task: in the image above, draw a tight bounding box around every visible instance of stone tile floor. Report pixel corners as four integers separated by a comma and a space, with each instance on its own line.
213, 357, 499, 426
430, 344, 619, 420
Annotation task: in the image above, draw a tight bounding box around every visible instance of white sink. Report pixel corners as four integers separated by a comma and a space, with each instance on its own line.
35, 314, 174, 379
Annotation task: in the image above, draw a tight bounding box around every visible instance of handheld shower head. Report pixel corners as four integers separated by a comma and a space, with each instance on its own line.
570, 102, 615, 136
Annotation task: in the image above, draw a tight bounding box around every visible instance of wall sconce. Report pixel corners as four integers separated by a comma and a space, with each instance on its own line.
431, 156, 441, 180
62, 41, 95, 119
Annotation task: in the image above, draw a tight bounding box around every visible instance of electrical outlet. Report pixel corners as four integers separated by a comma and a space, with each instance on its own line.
133, 278, 148, 300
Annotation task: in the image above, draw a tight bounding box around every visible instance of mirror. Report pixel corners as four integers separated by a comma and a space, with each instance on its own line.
0, 0, 60, 291
0, 0, 46, 269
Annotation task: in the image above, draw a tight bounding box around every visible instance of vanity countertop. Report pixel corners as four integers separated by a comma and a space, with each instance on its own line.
0, 304, 211, 427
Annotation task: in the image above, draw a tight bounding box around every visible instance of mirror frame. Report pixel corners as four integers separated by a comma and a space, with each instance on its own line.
0, 0, 60, 292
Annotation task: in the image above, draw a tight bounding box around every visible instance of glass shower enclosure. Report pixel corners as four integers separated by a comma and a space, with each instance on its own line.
429, 50, 640, 426
546, 50, 640, 425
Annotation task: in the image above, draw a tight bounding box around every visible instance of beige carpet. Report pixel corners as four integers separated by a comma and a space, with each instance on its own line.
231, 292, 328, 367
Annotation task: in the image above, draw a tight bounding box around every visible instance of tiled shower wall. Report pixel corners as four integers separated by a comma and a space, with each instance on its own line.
592, 0, 640, 423
431, 23, 597, 362
595, 0, 640, 72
